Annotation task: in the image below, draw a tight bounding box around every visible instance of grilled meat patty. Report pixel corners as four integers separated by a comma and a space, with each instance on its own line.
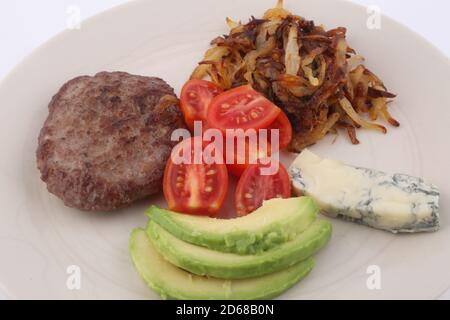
36, 71, 185, 211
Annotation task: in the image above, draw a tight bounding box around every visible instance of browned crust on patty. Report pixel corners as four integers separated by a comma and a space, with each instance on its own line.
36, 71, 185, 211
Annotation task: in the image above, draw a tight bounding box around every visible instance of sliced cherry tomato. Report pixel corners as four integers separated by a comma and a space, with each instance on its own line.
180, 80, 223, 131
267, 111, 293, 150
226, 139, 272, 177
235, 161, 291, 216
163, 137, 228, 216
207, 85, 281, 131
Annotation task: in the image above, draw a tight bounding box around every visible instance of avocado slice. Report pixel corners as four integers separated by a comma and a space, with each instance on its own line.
146, 219, 331, 279
146, 197, 319, 254
130, 229, 315, 300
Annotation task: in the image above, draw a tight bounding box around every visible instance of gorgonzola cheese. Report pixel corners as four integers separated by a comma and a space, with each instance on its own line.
289, 150, 440, 233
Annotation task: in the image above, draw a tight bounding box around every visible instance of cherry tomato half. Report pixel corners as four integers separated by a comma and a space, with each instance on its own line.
180, 80, 223, 131
267, 111, 293, 150
207, 85, 281, 132
163, 137, 228, 216
235, 161, 291, 216
226, 139, 272, 177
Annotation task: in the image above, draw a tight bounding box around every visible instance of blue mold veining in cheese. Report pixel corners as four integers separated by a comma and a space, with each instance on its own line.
289, 150, 440, 233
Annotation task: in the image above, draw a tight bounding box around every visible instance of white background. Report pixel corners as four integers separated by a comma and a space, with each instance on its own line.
0, 0, 449, 299
1, 0, 450, 81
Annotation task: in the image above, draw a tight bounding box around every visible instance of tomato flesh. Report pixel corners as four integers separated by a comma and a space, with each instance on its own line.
267, 111, 293, 150
207, 85, 281, 131
180, 80, 223, 131
235, 161, 291, 216
226, 139, 272, 177
163, 137, 228, 216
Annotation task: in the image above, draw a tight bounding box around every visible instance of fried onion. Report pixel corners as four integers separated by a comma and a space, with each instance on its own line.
190, 0, 399, 151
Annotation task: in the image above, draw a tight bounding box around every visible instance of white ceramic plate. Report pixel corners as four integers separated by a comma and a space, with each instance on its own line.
0, 0, 449, 299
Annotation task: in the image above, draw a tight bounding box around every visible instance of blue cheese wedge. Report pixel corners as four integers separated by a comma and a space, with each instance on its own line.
289, 149, 440, 233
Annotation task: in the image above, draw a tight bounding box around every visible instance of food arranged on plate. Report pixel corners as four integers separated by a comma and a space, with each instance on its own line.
34, 0, 441, 300
235, 161, 291, 216
130, 228, 315, 300
290, 150, 440, 233
180, 79, 223, 131
36, 71, 185, 211
191, 0, 399, 151
147, 197, 319, 254
163, 136, 229, 216
130, 197, 331, 299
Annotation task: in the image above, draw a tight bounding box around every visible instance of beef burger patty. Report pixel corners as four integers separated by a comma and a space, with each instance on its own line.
37, 71, 185, 211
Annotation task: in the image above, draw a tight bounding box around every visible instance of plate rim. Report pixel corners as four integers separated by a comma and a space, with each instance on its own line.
0, 0, 449, 300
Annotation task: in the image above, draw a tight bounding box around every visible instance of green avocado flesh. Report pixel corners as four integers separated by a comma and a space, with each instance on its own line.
146, 197, 319, 255
129, 229, 315, 300
146, 219, 331, 279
